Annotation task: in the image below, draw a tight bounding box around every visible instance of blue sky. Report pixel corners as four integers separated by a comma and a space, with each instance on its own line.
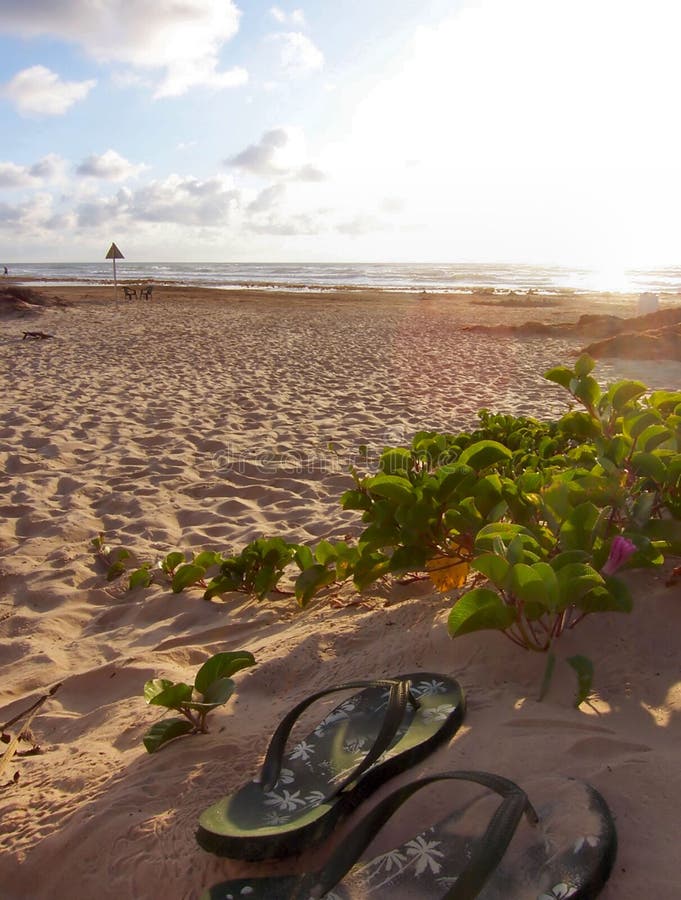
1, 0, 680, 268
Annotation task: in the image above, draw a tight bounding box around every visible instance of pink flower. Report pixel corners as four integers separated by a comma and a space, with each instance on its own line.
601, 536, 637, 575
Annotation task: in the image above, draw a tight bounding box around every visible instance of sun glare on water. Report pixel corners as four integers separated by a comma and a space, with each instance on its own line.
581, 268, 638, 294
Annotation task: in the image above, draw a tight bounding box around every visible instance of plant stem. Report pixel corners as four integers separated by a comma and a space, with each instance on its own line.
538, 650, 556, 701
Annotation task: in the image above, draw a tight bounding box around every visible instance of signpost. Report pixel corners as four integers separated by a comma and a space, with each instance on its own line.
105, 242, 124, 308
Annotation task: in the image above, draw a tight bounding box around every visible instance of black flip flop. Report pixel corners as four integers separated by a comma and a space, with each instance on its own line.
202, 770, 617, 898
196, 673, 465, 860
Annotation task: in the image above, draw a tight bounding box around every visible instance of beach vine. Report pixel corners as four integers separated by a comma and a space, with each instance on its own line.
94, 356, 681, 705
142, 651, 255, 753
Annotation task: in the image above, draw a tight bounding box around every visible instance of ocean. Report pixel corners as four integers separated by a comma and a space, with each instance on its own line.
7, 261, 681, 294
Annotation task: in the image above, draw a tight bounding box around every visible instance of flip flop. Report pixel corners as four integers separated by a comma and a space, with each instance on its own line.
196, 673, 465, 861
201, 770, 617, 899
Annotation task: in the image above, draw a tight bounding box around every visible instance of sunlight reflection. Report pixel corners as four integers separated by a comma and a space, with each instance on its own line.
640, 681, 681, 728
581, 696, 612, 716
578, 267, 637, 293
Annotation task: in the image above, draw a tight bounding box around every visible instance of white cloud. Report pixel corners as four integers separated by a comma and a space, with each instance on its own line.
228, 129, 290, 175
1, 65, 95, 115
0, 154, 66, 187
295, 163, 325, 182
227, 127, 324, 181
30, 154, 66, 180
127, 175, 240, 226
247, 210, 324, 235
248, 183, 287, 213
76, 150, 146, 181
75, 191, 130, 228
0, 1, 246, 98
269, 32, 323, 76
0, 192, 57, 232
69, 174, 241, 229
0, 162, 32, 188
270, 7, 307, 27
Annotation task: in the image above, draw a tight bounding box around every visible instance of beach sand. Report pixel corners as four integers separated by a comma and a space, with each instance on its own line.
1, 285, 680, 899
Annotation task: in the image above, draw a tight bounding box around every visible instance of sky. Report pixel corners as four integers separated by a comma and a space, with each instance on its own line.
1, 0, 680, 267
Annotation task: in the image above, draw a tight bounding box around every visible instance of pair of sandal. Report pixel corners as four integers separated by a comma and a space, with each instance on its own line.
197, 673, 617, 898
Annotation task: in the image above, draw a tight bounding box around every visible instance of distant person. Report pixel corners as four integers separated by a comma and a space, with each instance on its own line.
2, 266, 7, 275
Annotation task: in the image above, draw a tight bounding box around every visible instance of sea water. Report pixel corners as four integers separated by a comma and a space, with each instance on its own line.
7, 261, 681, 294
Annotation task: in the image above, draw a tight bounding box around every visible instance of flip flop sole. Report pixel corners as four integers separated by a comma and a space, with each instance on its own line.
197, 672, 465, 860
202, 775, 616, 899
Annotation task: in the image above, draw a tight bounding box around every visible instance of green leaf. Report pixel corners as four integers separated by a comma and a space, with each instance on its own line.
558, 502, 599, 551
144, 680, 194, 709
294, 544, 315, 570
507, 536, 529, 565
544, 365, 574, 390
473, 474, 503, 517
556, 563, 604, 610
550, 549, 590, 570
475, 522, 529, 551
144, 678, 174, 704
578, 576, 633, 614
129, 566, 153, 590
448, 588, 517, 637
202, 573, 241, 600
647, 389, 681, 413
294, 564, 337, 606
531, 562, 560, 611
622, 409, 662, 439
574, 353, 595, 377
388, 545, 428, 574
340, 489, 372, 511
200, 677, 236, 706
566, 655, 594, 708
365, 474, 415, 504
352, 551, 390, 591
557, 410, 602, 441
194, 651, 256, 694
457, 440, 512, 471
602, 434, 633, 466
471, 553, 510, 587
253, 565, 279, 598
606, 379, 647, 411
638, 424, 672, 453
171, 563, 206, 593
314, 540, 338, 566
571, 375, 601, 409
436, 464, 475, 501
379, 448, 413, 476
641, 518, 681, 554
193, 550, 223, 569
508, 563, 548, 609
106, 560, 127, 581
631, 492, 656, 528
162, 551, 186, 573
630, 451, 666, 482
143, 717, 194, 753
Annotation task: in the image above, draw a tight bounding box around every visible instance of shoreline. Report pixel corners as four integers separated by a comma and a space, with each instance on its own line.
9, 274, 681, 300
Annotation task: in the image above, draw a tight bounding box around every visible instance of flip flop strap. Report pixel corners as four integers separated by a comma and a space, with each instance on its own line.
257, 678, 417, 794
307, 770, 538, 900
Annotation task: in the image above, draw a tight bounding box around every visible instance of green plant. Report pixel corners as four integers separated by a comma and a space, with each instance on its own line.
142, 651, 255, 753
446, 355, 680, 702
95, 356, 681, 706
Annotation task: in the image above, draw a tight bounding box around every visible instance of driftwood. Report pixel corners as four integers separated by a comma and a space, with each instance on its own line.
0, 683, 61, 784
22, 331, 53, 340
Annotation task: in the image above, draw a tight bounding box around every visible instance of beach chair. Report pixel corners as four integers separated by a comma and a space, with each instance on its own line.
123, 286, 137, 300
139, 285, 153, 301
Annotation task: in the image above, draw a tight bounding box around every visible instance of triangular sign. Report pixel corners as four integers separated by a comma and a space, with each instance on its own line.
105, 242, 124, 260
